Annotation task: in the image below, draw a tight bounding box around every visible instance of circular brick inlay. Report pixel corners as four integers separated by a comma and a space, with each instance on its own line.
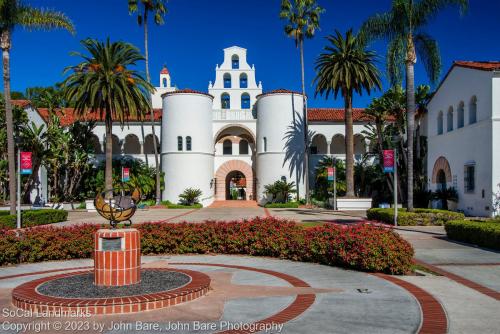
12, 268, 210, 315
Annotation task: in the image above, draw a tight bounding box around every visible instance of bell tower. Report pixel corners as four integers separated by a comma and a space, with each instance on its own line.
160, 65, 171, 88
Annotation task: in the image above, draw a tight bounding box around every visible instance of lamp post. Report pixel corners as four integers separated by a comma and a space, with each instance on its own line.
14, 135, 22, 229
391, 135, 401, 227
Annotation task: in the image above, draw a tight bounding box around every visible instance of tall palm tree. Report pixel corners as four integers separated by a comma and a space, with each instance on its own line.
280, 0, 324, 205
360, 0, 468, 210
0, 0, 74, 214
128, 0, 167, 205
63, 38, 154, 192
314, 29, 381, 197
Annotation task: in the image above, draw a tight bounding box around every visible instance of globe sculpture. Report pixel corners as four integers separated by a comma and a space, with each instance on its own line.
94, 183, 141, 228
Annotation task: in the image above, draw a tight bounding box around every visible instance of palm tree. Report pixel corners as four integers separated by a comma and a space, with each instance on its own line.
360, 0, 468, 210
0, 0, 74, 214
128, 0, 167, 205
63, 38, 154, 193
314, 29, 381, 197
280, 0, 324, 205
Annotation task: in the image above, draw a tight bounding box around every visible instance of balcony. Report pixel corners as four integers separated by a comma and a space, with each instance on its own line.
213, 109, 256, 121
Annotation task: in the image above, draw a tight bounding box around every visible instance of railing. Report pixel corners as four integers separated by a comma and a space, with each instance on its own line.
213, 109, 256, 121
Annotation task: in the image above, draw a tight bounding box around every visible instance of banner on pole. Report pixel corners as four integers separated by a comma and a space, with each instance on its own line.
383, 150, 395, 173
20, 152, 32, 175
327, 167, 335, 181
122, 167, 130, 182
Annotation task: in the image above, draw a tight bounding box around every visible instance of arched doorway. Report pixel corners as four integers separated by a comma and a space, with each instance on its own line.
226, 171, 247, 200
432, 156, 452, 189
215, 160, 254, 201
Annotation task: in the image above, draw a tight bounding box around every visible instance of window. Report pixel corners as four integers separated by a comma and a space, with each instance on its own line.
464, 164, 475, 193
162, 77, 167, 87
231, 55, 239, 69
223, 73, 231, 88
223, 139, 232, 155
447, 107, 453, 132
186, 136, 192, 151
457, 102, 464, 128
437, 111, 443, 135
239, 139, 248, 155
240, 73, 248, 88
469, 96, 477, 124
310, 146, 318, 154
221, 93, 230, 109
241, 93, 250, 109
263, 137, 267, 152
177, 136, 183, 151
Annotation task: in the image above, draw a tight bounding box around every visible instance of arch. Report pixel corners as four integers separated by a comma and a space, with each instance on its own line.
221, 93, 230, 109
437, 111, 443, 135
239, 139, 249, 155
330, 134, 345, 154
112, 135, 121, 154
353, 134, 366, 155
123, 134, 141, 154
223, 73, 231, 89
457, 101, 464, 128
215, 160, 254, 201
431, 156, 452, 184
186, 136, 192, 151
162, 77, 167, 88
469, 95, 477, 124
231, 54, 239, 69
213, 124, 256, 145
241, 93, 250, 109
90, 135, 103, 154
144, 134, 159, 154
223, 139, 232, 155
447, 106, 454, 132
311, 134, 327, 154
240, 73, 248, 88
177, 136, 183, 151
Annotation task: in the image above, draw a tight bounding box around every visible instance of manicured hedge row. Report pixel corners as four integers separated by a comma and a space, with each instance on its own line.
0, 209, 68, 229
161, 201, 203, 209
264, 202, 300, 208
445, 220, 500, 250
367, 208, 464, 226
0, 217, 414, 274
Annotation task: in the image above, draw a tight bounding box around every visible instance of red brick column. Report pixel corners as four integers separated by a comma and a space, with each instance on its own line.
94, 228, 141, 286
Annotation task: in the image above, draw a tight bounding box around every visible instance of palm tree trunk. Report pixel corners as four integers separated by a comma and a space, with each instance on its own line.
344, 92, 355, 197
105, 113, 113, 194
406, 37, 416, 211
299, 39, 310, 205
1, 31, 16, 215
143, 9, 161, 205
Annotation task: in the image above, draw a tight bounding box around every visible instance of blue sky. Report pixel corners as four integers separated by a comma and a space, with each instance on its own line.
5, 0, 500, 107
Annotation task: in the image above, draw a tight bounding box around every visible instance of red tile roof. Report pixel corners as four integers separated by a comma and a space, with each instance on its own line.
454, 61, 500, 71
160, 66, 169, 75
11, 99, 31, 108
162, 89, 214, 99
308, 108, 396, 122
36, 107, 163, 126
257, 89, 305, 98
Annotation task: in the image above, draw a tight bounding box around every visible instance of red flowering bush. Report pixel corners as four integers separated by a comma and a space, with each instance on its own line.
0, 217, 414, 274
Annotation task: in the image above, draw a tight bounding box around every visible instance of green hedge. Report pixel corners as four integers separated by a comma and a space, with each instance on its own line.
264, 202, 300, 208
445, 220, 500, 250
161, 201, 202, 209
367, 208, 464, 226
0, 209, 68, 229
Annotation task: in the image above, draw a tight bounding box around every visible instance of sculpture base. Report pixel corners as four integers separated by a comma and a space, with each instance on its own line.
94, 228, 140, 286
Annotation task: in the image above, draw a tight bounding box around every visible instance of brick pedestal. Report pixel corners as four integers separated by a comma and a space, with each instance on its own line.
94, 228, 141, 286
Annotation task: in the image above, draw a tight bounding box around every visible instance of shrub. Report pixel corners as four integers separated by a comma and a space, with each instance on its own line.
264, 180, 296, 203
445, 220, 500, 250
265, 202, 299, 208
161, 201, 202, 209
0, 209, 68, 229
0, 217, 414, 274
367, 208, 464, 226
179, 188, 202, 206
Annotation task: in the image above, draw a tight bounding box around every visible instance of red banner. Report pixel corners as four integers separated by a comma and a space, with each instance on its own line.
383, 150, 395, 173
20, 152, 32, 174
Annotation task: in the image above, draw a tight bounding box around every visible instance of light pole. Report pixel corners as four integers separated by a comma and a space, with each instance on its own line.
14, 135, 22, 229
392, 135, 401, 227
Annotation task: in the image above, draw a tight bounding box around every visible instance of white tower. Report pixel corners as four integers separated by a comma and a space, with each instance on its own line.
152, 65, 175, 109
209, 46, 262, 111
255, 90, 306, 204
161, 90, 215, 206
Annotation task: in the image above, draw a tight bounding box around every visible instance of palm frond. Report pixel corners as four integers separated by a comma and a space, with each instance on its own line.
414, 32, 441, 84
414, 0, 468, 27
18, 7, 75, 34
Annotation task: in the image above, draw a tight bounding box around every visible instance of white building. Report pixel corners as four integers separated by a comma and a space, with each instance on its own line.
18, 46, 371, 207
425, 61, 500, 217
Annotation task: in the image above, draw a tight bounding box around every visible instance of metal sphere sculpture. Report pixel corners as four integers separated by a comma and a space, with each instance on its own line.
94, 183, 141, 228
